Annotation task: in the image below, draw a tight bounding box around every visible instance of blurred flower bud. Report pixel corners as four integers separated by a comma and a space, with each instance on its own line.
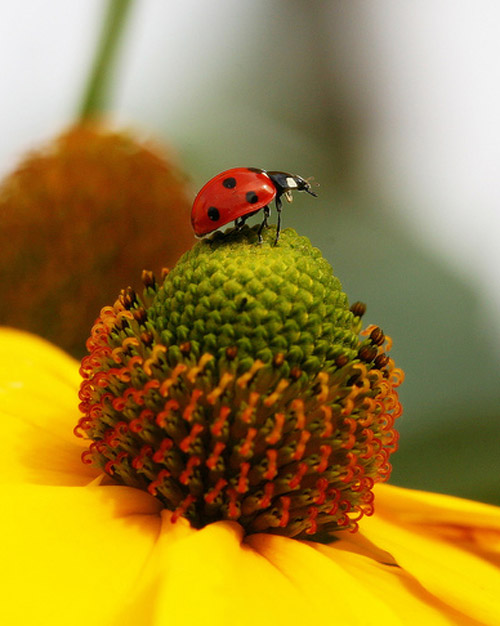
0, 123, 195, 355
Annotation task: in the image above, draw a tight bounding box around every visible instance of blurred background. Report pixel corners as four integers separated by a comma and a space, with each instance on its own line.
1, 0, 498, 504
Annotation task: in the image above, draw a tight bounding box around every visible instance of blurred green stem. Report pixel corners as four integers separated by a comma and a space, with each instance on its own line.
79, 0, 134, 119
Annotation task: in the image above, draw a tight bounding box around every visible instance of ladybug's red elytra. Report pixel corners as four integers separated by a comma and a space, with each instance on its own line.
191, 167, 317, 244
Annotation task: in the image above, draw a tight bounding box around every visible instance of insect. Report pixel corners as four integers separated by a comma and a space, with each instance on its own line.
191, 167, 317, 244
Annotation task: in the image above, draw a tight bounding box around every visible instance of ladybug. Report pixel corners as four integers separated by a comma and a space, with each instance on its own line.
191, 167, 317, 244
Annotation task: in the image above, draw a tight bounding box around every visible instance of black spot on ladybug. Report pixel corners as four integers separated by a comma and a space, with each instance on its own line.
246, 191, 259, 204
247, 167, 263, 173
207, 206, 220, 222
222, 177, 237, 189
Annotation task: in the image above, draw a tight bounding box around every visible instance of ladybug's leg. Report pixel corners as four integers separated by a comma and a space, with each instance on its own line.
274, 195, 283, 245
235, 211, 256, 231
263, 205, 270, 227
257, 206, 271, 243
275, 206, 283, 245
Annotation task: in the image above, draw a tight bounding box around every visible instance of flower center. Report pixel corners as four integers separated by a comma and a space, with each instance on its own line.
76, 228, 403, 538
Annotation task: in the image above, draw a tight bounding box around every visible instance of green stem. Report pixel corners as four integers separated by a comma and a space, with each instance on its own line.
78, 0, 134, 119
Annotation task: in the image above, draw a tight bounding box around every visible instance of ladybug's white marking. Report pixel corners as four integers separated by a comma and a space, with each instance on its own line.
286, 177, 298, 188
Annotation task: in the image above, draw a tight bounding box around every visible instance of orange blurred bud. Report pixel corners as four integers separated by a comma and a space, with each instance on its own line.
0, 123, 195, 355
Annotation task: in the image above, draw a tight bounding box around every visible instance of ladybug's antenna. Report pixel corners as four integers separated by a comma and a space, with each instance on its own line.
305, 176, 319, 197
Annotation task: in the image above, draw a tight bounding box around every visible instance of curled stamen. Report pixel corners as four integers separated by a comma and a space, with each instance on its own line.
179, 423, 204, 452
266, 413, 285, 444
288, 462, 308, 489
187, 354, 214, 382
179, 456, 201, 484
291, 399, 306, 429
263, 449, 278, 480
264, 379, 289, 407
206, 442, 226, 470
207, 373, 234, 404
240, 392, 260, 423
204, 478, 228, 504
316, 445, 332, 473
156, 400, 180, 427
236, 360, 265, 388
211, 406, 231, 436
239, 428, 257, 458
292, 430, 311, 460
171, 494, 196, 523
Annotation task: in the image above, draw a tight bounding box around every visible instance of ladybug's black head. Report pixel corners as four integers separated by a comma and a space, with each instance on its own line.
292, 174, 318, 197
267, 171, 318, 199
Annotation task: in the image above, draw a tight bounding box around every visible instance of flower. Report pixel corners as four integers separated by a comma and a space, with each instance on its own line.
2, 327, 500, 625
2, 227, 500, 625
76, 227, 403, 538
0, 123, 194, 356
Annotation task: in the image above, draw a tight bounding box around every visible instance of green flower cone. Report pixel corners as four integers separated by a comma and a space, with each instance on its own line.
77, 226, 403, 539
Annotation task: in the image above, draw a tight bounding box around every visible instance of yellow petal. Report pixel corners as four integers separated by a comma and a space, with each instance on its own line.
0, 482, 162, 626
114, 516, 318, 626
374, 483, 500, 529
314, 539, 477, 625
374, 483, 500, 567
116, 512, 455, 626
361, 505, 500, 625
0, 328, 96, 485
250, 531, 459, 626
